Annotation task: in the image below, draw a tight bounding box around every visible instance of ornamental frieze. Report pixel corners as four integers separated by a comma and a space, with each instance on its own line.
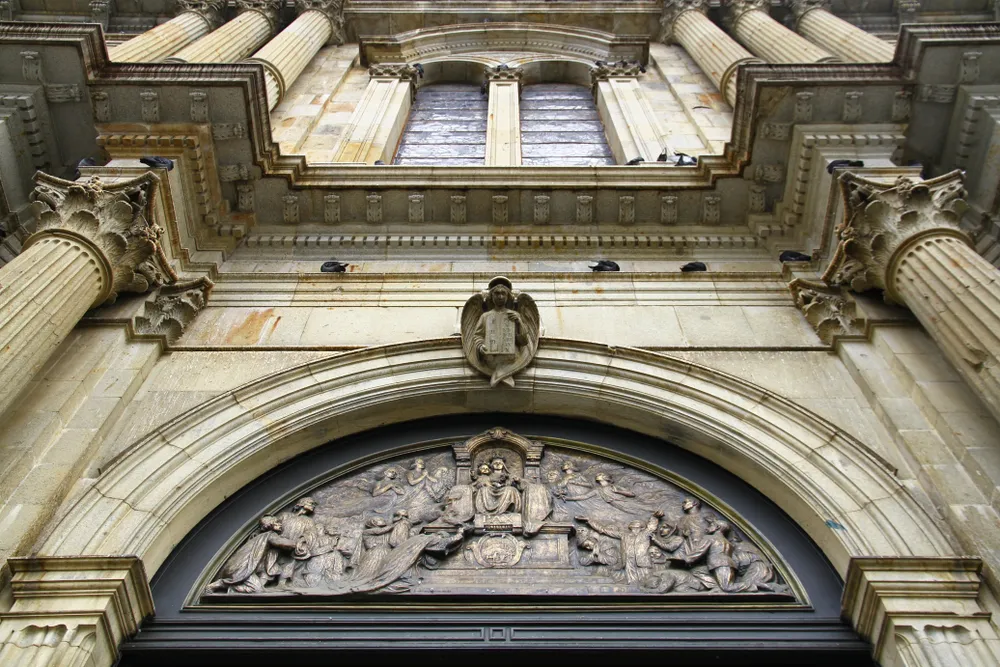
202, 428, 792, 599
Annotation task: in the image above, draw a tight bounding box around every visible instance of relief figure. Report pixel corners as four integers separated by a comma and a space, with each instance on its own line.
461, 277, 540, 387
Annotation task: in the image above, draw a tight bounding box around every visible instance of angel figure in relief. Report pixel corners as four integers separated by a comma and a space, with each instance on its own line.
461, 276, 540, 387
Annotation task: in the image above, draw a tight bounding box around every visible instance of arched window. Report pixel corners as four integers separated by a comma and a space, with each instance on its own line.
520, 84, 615, 166
393, 84, 488, 166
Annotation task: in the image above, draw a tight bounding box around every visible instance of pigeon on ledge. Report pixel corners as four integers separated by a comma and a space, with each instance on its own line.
321, 261, 349, 273
589, 260, 620, 272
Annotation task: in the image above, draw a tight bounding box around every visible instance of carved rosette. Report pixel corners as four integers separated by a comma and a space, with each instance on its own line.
722, 0, 769, 30
788, 279, 861, 345
660, 0, 709, 43
295, 0, 345, 45
368, 63, 421, 82
235, 0, 283, 30
822, 171, 969, 302
786, 0, 830, 20
134, 277, 213, 344
175, 0, 226, 28
27, 173, 177, 306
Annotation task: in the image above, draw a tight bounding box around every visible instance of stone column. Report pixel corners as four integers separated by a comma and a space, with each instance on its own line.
0, 172, 175, 417
244, 0, 345, 111
485, 65, 523, 167
332, 64, 418, 164
0, 556, 153, 667
166, 0, 281, 64
592, 62, 670, 164
723, 0, 836, 64
788, 0, 895, 62
823, 170, 1000, 424
842, 557, 1000, 666
108, 0, 225, 63
660, 0, 761, 107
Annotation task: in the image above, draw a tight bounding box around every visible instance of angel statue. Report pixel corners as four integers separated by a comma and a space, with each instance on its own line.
461, 276, 540, 387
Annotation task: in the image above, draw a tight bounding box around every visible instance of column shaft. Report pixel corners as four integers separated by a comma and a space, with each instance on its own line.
486, 80, 522, 166
595, 77, 669, 163
108, 11, 213, 63
333, 73, 414, 163
247, 10, 333, 110
167, 10, 273, 64
0, 235, 106, 416
894, 233, 1000, 422
731, 9, 835, 63
672, 10, 757, 107
797, 8, 895, 62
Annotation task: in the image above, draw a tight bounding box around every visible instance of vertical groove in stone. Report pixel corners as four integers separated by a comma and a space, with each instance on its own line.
797, 8, 895, 62
732, 10, 835, 63
168, 11, 273, 63
249, 10, 333, 110
672, 10, 755, 106
0, 237, 105, 416
895, 235, 1000, 421
108, 11, 213, 63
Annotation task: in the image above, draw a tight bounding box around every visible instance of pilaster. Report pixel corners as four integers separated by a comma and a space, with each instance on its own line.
592, 62, 669, 164
332, 64, 419, 164
485, 65, 523, 167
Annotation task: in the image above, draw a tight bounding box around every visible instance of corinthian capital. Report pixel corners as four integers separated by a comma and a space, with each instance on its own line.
722, 0, 769, 30
135, 276, 213, 343
590, 60, 644, 87
175, 0, 225, 28
296, 0, 345, 44
786, 0, 830, 20
660, 0, 709, 43
822, 171, 969, 300
29, 173, 177, 306
788, 279, 861, 344
235, 0, 283, 29
368, 63, 421, 81
485, 64, 524, 82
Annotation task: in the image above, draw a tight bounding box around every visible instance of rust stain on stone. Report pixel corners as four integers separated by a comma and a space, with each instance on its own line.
224, 308, 275, 345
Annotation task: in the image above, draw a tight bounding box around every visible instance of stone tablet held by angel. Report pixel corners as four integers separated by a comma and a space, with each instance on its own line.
461, 276, 540, 387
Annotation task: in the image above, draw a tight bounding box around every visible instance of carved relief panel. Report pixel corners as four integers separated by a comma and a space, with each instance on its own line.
201, 428, 793, 601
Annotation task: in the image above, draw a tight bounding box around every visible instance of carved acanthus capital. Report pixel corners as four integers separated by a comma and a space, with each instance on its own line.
722, 0, 769, 29
134, 276, 213, 343
786, 0, 829, 20
175, 0, 225, 28
235, 0, 282, 29
788, 279, 861, 344
28, 173, 177, 306
295, 0, 345, 44
660, 0, 709, 43
822, 171, 969, 301
368, 63, 421, 82
590, 60, 643, 88
485, 64, 524, 83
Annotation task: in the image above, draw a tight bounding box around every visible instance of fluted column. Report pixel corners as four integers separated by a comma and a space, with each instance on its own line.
660, 0, 761, 107
245, 0, 345, 110
592, 62, 669, 164
485, 65, 523, 166
108, 0, 224, 63
788, 0, 895, 62
723, 0, 836, 63
166, 0, 280, 64
0, 173, 174, 417
823, 170, 1000, 423
332, 64, 418, 164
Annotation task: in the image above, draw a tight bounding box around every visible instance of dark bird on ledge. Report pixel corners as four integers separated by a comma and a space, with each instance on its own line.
140, 156, 174, 171
374, 160, 385, 165
480, 82, 487, 95
680, 261, 707, 272
321, 261, 349, 273
589, 260, 620, 272
73, 156, 98, 179
595, 60, 607, 67
674, 152, 697, 166
413, 63, 424, 78
826, 159, 864, 174
779, 251, 812, 262
625, 157, 644, 165
656, 149, 669, 162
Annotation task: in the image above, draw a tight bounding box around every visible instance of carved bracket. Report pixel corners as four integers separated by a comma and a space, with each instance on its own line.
133, 276, 213, 344
788, 278, 862, 344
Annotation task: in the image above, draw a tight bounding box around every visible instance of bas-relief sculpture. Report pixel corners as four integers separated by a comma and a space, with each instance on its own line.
204, 428, 790, 600
461, 277, 541, 388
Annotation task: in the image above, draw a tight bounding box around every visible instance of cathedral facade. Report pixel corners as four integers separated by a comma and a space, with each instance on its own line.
1, 0, 1000, 664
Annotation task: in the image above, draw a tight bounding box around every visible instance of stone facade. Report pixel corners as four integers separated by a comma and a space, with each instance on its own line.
1, 2, 1000, 666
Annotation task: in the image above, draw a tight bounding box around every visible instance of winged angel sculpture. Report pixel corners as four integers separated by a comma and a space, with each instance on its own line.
461, 277, 540, 387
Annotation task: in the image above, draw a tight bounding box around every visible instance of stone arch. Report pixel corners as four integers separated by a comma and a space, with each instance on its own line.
36, 337, 954, 579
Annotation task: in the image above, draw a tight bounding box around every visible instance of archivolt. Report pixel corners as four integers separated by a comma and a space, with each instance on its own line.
37, 338, 954, 578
